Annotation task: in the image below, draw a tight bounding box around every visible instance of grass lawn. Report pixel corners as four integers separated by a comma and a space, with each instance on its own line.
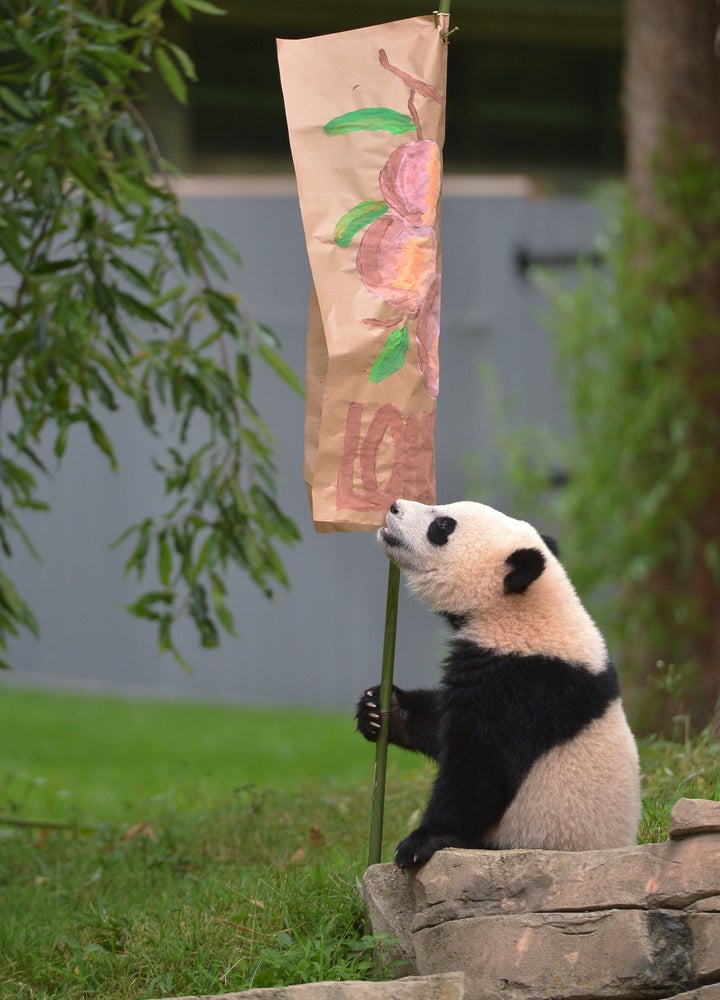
1, 685, 719, 1000
0, 686, 425, 824
0, 685, 431, 1000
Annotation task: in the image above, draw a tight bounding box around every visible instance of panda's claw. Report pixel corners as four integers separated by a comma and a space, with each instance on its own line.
356, 683, 384, 742
395, 827, 457, 869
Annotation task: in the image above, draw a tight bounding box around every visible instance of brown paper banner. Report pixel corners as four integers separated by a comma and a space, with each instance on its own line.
278, 15, 448, 532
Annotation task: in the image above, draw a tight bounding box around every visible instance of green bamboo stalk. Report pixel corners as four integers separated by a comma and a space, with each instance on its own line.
365, 0, 452, 873
367, 559, 401, 867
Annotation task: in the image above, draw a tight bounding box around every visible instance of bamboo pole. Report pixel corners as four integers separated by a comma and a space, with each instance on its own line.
366, 2, 451, 870
367, 560, 401, 867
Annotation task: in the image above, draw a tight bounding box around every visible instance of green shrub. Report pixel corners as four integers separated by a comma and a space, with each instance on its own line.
477, 147, 720, 732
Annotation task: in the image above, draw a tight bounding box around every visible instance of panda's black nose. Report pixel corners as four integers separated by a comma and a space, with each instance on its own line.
390, 502, 400, 514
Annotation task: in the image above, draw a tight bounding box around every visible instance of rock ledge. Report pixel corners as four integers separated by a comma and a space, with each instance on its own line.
153, 972, 465, 1000
363, 798, 720, 1000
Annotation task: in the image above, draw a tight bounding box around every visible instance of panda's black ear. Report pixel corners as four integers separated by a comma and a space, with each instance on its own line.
540, 534, 560, 558
504, 547, 546, 594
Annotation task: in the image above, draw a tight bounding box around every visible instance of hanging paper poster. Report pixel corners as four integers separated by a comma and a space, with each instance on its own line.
278, 14, 449, 532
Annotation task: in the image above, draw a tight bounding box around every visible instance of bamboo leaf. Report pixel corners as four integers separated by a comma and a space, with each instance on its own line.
84, 413, 118, 471
126, 590, 174, 621
334, 200, 388, 248
0, 225, 26, 271
324, 108, 415, 137
157, 532, 173, 587
184, 0, 227, 15
166, 42, 197, 82
0, 569, 39, 637
168, 0, 192, 20
155, 47, 187, 104
257, 342, 304, 396
131, 0, 164, 23
32, 258, 77, 275
0, 86, 32, 119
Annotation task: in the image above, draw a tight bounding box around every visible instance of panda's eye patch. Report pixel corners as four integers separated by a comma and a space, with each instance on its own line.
427, 516, 457, 546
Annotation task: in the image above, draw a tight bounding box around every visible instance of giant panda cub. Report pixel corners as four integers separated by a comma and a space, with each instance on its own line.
356, 499, 640, 870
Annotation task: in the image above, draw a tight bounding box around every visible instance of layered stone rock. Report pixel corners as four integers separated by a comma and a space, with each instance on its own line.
154, 972, 465, 1000
363, 798, 720, 1000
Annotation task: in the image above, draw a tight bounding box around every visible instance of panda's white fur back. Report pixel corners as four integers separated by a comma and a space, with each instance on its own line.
488, 701, 640, 850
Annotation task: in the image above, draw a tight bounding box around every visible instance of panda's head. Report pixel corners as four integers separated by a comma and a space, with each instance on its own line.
378, 498, 605, 666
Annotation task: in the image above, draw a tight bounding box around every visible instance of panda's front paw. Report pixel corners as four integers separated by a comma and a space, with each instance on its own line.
394, 827, 449, 870
356, 686, 383, 742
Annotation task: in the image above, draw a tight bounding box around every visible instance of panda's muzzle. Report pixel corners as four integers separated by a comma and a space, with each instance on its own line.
379, 524, 402, 547
378, 503, 405, 549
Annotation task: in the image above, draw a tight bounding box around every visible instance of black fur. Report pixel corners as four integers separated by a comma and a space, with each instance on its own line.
427, 516, 457, 546
356, 685, 442, 759
439, 611, 470, 631
540, 534, 560, 558
504, 547, 546, 594
357, 638, 620, 869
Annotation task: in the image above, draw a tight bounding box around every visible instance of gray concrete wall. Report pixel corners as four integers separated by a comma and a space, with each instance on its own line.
1, 180, 602, 708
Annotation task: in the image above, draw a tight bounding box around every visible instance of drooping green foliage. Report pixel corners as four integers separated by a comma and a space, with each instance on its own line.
0, 0, 301, 669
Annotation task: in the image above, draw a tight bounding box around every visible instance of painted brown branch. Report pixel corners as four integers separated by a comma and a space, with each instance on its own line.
363, 315, 408, 329
378, 49, 446, 106
407, 88, 424, 140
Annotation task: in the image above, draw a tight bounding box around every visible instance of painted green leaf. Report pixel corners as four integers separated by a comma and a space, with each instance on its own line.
369, 326, 409, 384
334, 201, 388, 248
324, 108, 416, 137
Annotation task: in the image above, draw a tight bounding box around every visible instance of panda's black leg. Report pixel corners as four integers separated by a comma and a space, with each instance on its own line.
355, 685, 442, 759
394, 724, 511, 869
394, 827, 468, 870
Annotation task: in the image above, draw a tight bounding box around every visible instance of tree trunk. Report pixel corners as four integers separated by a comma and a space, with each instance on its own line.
624, 0, 720, 210
623, 1, 720, 732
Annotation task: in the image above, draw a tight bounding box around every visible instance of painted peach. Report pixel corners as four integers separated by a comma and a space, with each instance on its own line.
356, 214, 437, 315
417, 274, 441, 398
379, 139, 441, 227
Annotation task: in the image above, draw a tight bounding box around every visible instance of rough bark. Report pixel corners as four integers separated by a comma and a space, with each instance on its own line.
623, 1, 720, 209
